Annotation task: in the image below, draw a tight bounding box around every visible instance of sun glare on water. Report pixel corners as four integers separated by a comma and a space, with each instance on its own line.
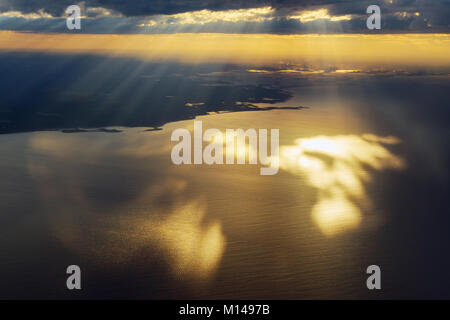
280, 134, 406, 236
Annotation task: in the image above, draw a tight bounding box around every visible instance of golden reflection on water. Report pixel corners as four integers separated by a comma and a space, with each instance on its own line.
143, 200, 226, 278
280, 134, 406, 236
24, 124, 406, 282
27, 132, 225, 280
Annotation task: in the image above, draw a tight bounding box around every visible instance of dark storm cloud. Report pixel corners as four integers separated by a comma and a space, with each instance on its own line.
0, 0, 271, 16
0, 0, 447, 16
0, 0, 448, 32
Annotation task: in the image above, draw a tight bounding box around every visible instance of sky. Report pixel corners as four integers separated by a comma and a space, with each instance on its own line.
1, 32, 449, 67
0, 0, 449, 33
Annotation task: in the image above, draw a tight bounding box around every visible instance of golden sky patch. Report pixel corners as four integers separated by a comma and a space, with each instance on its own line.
0, 31, 449, 67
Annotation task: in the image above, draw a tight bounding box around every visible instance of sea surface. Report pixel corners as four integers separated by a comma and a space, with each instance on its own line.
0, 54, 449, 299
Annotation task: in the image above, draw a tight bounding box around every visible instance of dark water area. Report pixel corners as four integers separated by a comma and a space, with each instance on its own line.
0, 52, 449, 299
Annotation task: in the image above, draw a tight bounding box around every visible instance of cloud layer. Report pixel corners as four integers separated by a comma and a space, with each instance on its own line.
0, 0, 449, 33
